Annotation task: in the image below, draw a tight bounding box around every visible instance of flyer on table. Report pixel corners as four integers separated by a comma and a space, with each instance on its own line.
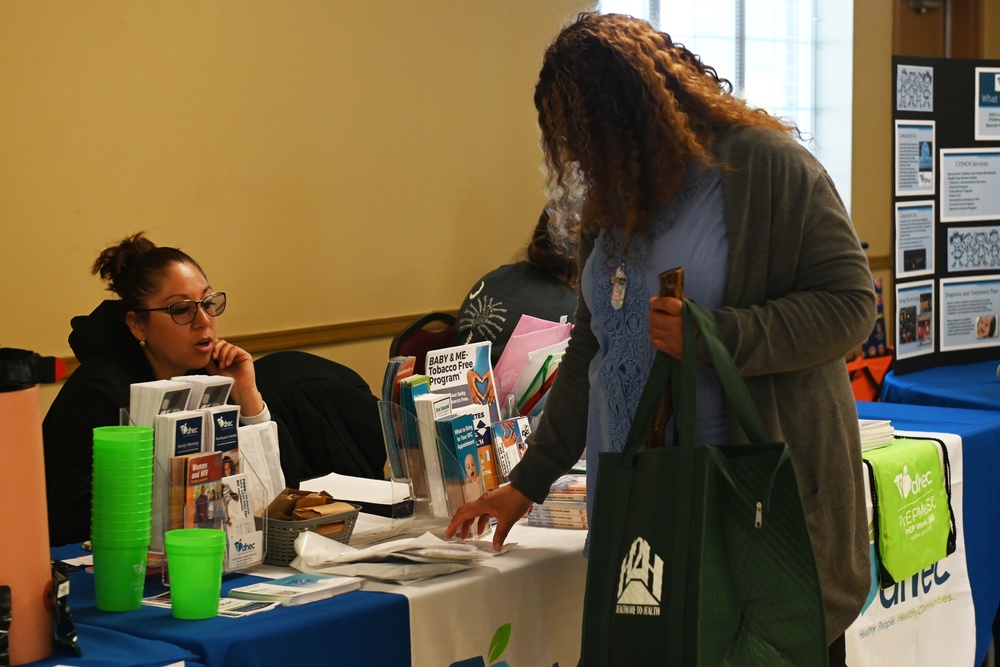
940, 148, 1000, 222
939, 276, 1000, 352
895, 201, 935, 278
895, 120, 935, 197
895, 280, 935, 360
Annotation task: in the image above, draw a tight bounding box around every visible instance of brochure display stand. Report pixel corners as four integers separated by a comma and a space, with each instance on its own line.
121, 374, 286, 580
892, 55, 1000, 374
378, 400, 482, 523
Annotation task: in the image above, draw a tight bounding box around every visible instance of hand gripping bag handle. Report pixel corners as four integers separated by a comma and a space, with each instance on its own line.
621, 299, 769, 469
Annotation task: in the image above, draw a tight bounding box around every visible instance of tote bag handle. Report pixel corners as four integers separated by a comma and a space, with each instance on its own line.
621, 299, 768, 466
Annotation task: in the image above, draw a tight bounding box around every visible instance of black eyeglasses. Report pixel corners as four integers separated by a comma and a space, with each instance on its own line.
136, 292, 227, 325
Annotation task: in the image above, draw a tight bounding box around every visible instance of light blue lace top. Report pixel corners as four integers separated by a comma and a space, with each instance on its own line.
582, 168, 731, 518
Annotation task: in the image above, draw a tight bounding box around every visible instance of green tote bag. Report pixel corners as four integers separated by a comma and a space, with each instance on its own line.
581, 300, 827, 666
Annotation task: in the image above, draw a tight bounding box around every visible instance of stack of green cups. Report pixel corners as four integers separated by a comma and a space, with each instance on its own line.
90, 425, 154, 612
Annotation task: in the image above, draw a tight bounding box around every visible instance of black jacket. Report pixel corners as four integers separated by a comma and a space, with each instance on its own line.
43, 300, 156, 546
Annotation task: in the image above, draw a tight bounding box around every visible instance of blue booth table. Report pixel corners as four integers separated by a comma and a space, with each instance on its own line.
40, 521, 589, 667
882, 359, 1000, 410
23, 623, 206, 667
40, 544, 411, 667
857, 400, 1000, 667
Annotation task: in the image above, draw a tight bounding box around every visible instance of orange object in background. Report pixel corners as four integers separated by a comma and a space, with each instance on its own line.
846, 352, 894, 402
0, 352, 56, 665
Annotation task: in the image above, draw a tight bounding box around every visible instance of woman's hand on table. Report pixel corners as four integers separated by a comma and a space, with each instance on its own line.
445, 484, 534, 552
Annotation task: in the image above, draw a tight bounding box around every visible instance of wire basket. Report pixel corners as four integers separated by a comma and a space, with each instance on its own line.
254, 503, 360, 566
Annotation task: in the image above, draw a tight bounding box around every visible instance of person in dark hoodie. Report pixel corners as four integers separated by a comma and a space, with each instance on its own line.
42, 232, 284, 546
451, 206, 580, 366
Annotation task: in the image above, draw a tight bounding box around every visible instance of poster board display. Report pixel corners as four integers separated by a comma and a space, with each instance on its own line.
893, 56, 1000, 374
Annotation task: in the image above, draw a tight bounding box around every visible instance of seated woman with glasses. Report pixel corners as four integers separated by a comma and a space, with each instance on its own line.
42, 232, 281, 546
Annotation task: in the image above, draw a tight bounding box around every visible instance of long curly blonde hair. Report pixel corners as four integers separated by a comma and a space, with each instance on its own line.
535, 12, 797, 253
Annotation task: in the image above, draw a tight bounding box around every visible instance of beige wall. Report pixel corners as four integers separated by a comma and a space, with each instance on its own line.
851, 0, 893, 319
0, 1, 594, 407
1, 2, 972, 411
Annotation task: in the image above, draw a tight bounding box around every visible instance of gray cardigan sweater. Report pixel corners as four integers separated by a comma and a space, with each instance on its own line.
509, 124, 876, 642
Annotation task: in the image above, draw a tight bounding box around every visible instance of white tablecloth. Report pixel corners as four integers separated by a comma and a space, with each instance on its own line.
366, 522, 587, 666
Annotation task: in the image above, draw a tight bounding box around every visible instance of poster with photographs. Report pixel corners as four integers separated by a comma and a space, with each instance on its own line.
894, 120, 936, 196
939, 276, 1000, 352
895, 200, 935, 277
895, 280, 935, 360
893, 55, 1000, 374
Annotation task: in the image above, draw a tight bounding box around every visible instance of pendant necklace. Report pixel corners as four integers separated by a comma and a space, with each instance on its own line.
610, 261, 627, 310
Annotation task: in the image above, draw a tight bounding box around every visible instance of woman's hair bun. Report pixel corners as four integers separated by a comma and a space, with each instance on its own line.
91, 232, 157, 299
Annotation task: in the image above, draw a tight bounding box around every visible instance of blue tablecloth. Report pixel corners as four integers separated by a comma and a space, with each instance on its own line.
48, 545, 411, 667
24, 623, 206, 667
857, 400, 1000, 667
882, 359, 1000, 409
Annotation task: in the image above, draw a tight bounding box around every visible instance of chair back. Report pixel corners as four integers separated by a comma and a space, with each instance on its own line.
254, 351, 386, 481
389, 312, 457, 374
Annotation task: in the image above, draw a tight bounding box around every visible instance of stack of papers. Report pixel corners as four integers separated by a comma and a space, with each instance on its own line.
492, 315, 572, 421
528, 473, 587, 529
229, 572, 363, 606
291, 530, 513, 583
859, 419, 894, 451
129, 379, 191, 427
170, 374, 234, 410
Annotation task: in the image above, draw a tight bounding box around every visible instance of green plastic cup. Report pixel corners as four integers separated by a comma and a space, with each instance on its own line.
94, 452, 153, 473
90, 520, 152, 535
91, 487, 154, 504
93, 543, 149, 611
164, 528, 226, 619
91, 487, 153, 517
93, 425, 154, 442
90, 536, 152, 549
92, 428, 153, 473
89, 517, 151, 532
91, 457, 154, 471
91, 499, 152, 513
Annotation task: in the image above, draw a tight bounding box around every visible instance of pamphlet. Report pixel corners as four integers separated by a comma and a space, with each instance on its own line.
170, 374, 234, 410
142, 590, 279, 617
221, 473, 263, 571
228, 572, 363, 606
425, 341, 502, 422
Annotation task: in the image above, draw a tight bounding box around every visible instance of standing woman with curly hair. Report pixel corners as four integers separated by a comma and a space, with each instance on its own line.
43, 233, 294, 546
448, 12, 875, 664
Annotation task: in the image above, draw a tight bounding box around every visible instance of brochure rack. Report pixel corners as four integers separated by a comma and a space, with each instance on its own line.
118, 407, 279, 580
378, 400, 485, 523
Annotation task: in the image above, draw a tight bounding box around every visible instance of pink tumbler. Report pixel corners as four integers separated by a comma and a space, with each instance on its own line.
0, 349, 62, 665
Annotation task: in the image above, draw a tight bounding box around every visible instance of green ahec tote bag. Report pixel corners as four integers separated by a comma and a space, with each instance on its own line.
581, 300, 827, 666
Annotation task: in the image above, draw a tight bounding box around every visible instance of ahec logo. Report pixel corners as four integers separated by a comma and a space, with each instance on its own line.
616, 537, 663, 616
893, 461, 938, 537
893, 464, 933, 499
